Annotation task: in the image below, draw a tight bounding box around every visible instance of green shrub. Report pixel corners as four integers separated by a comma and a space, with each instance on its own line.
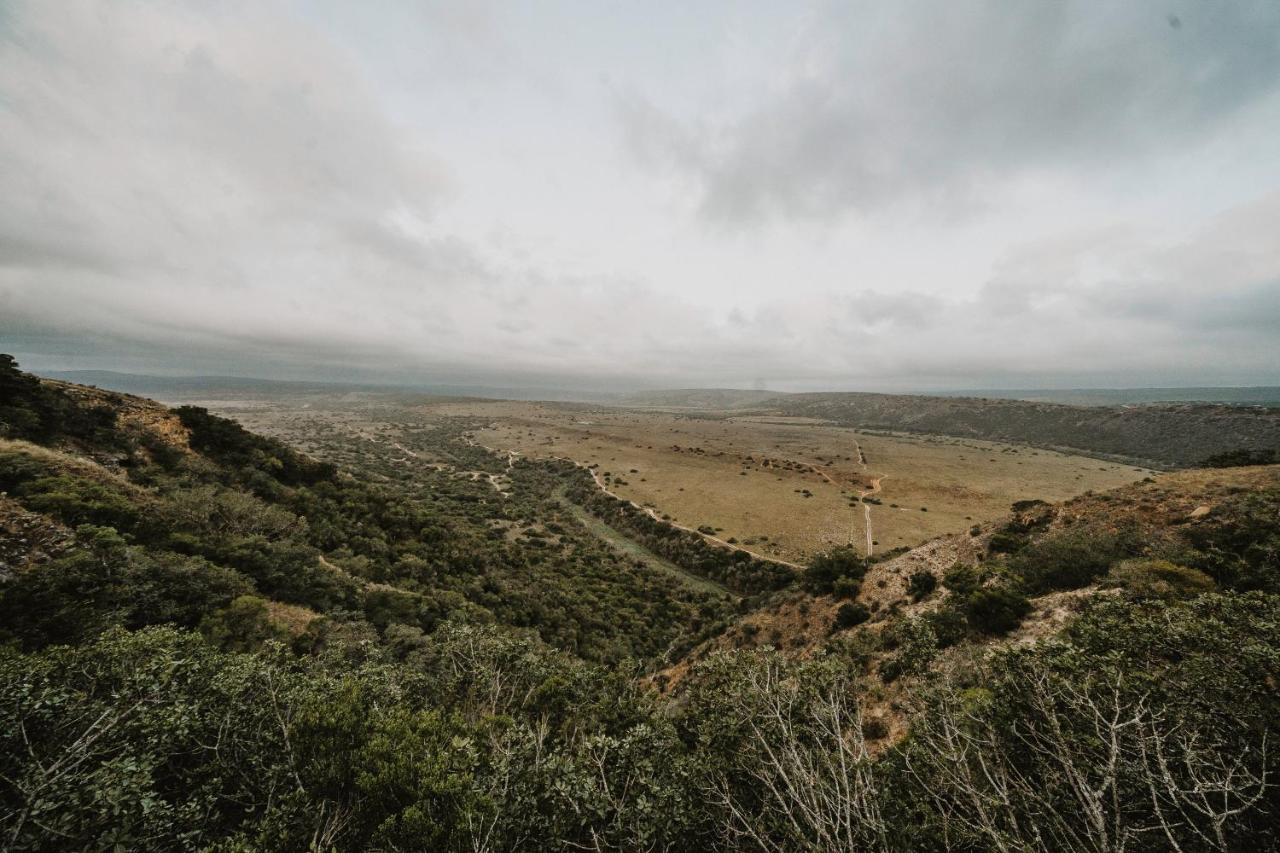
831, 602, 870, 632
0, 525, 250, 650
1105, 559, 1215, 600
965, 587, 1032, 635
199, 595, 287, 651
943, 564, 981, 598
1201, 448, 1278, 468
1182, 486, 1280, 593
831, 575, 861, 600
1008, 527, 1134, 593
923, 605, 968, 648
987, 531, 1026, 554
879, 618, 938, 682
802, 547, 867, 595
907, 570, 937, 601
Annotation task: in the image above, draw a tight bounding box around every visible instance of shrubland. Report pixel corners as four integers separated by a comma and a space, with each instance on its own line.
2, 355, 1280, 850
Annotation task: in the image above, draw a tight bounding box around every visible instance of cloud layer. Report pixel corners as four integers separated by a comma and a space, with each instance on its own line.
2, 1, 1278, 390
623, 2, 1280, 223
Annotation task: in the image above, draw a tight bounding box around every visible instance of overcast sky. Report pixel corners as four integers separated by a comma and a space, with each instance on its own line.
2, 1, 1279, 391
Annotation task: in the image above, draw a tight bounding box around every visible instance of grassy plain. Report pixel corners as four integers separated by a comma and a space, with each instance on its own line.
444, 401, 1154, 563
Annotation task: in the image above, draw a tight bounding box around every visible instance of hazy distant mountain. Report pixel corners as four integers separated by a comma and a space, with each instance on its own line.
940, 387, 1280, 407
39, 370, 621, 404
615, 388, 787, 409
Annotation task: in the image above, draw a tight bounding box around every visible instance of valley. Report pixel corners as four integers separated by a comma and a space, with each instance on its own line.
442, 399, 1153, 561
3, 360, 1279, 851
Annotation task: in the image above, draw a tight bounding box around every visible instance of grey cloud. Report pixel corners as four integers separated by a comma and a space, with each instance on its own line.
1, 2, 1277, 393
622, 1, 1280, 224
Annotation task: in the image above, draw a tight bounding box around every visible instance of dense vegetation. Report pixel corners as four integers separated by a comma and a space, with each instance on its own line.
0, 357, 730, 664
563, 467, 795, 597
3, 595, 1276, 851
1204, 447, 1280, 467
3, 357, 1280, 850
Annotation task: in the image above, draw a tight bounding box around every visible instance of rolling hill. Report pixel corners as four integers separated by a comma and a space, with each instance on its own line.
618, 388, 1280, 468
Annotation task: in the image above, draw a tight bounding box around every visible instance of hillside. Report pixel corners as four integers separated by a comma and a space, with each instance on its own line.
617, 388, 1279, 468
0, 355, 737, 663
616, 387, 786, 409
660, 464, 1280, 681
3, 356, 1280, 851
773, 392, 1280, 467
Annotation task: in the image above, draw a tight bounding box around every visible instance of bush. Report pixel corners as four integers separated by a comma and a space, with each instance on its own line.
987, 531, 1026, 554
861, 716, 889, 740
0, 525, 251, 650
943, 564, 981, 598
1182, 486, 1280, 593
1105, 559, 1215, 600
831, 602, 870, 632
1008, 527, 1134, 593
964, 587, 1032, 635
802, 547, 867, 596
907, 570, 937, 601
923, 605, 968, 648
1201, 448, 1278, 468
199, 595, 287, 651
880, 618, 938, 682
832, 575, 861, 600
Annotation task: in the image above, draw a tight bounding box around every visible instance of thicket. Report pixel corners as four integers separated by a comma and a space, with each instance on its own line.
6, 594, 1273, 850
1203, 447, 1279, 467
562, 467, 795, 596
801, 545, 867, 597
3, 358, 1280, 850
0, 355, 127, 450
0, 358, 730, 664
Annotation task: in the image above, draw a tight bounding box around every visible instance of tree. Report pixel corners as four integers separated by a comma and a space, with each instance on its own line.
832, 602, 870, 632
199, 595, 285, 651
802, 547, 867, 596
907, 570, 937, 601
964, 587, 1031, 635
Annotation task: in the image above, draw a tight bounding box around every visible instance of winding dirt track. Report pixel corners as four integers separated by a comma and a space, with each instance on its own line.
462, 425, 885, 565
578, 463, 804, 570
465, 431, 803, 571
849, 436, 883, 556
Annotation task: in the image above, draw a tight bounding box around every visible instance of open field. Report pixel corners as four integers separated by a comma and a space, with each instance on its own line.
437, 401, 1154, 563
163, 393, 1156, 564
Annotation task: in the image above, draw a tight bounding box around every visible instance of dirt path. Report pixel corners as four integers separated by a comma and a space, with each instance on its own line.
850, 436, 883, 557
775, 439, 879, 556
578, 464, 805, 570
464, 429, 802, 571
553, 487, 737, 598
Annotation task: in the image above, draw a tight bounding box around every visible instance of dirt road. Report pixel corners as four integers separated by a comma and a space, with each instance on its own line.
850, 436, 883, 556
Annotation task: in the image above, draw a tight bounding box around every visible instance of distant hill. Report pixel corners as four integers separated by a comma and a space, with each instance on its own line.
615, 388, 1280, 469
615, 388, 786, 409
773, 393, 1280, 468
940, 386, 1280, 407
35, 374, 1280, 468
40, 369, 620, 404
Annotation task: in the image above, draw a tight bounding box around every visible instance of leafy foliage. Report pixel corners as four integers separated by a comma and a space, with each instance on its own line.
564, 467, 795, 596
963, 586, 1032, 634
1006, 525, 1139, 593
1202, 447, 1279, 467
1105, 558, 1215, 599
801, 546, 867, 596
3, 358, 1280, 850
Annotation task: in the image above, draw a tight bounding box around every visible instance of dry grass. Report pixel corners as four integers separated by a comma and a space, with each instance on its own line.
265, 600, 321, 635
439, 401, 1152, 563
